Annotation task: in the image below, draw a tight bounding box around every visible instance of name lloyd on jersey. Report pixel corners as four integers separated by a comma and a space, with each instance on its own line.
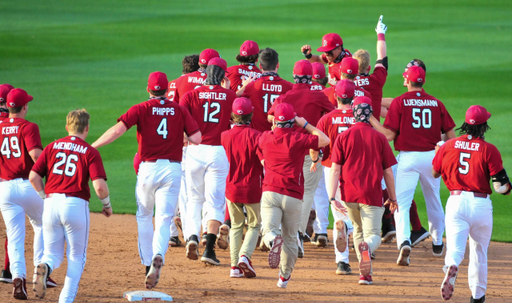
53, 142, 88, 154
1, 126, 19, 135
199, 92, 227, 100
153, 107, 175, 116
403, 99, 439, 107
262, 84, 282, 92
454, 141, 480, 151
188, 77, 205, 84
332, 116, 355, 124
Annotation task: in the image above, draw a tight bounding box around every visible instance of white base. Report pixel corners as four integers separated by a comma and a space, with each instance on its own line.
124, 290, 173, 301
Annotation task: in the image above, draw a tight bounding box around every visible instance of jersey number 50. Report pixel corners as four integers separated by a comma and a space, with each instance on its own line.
411, 108, 432, 129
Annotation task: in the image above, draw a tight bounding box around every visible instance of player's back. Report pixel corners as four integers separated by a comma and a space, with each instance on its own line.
167, 76, 183, 102
180, 85, 236, 145
175, 71, 207, 102
310, 83, 325, 91
36, 136, 105, 201
242, 75, 293, 132
0, 118, 41, 180
354, 66, 387, 119
226, 64, 262, 91
385, 90, 455, 152
317, 109, 355, 167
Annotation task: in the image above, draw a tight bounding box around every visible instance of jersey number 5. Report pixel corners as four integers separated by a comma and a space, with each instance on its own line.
458, 152, 470, 175
412, 108, 432, 129
0, 136, 22, 159
53, 152, 78, 177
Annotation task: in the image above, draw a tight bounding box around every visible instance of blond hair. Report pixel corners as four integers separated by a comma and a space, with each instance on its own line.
66, 109, 90, 134
353, 49, 370, 74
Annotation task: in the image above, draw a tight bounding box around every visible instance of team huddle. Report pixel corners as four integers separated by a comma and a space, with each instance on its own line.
0, 16, 510, 303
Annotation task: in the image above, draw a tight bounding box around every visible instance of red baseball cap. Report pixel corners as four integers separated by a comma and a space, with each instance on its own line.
317, 33, 343, 52
335, 79, 356, 99
232, 97, 254, 115
465, 105, 491, 125
339, 57, 359, 75
403, 65, 426, 83
208, 57, 227, 72
311, 62, 326, 79
240, 40, 259, 56
352, 96, 372, 107
148, 71, 168, 91
0, 84, 14, 102
7, 88, 33, 108
199, 49, 220, 65
293, 60, 313, 76
274, 103, 296, 122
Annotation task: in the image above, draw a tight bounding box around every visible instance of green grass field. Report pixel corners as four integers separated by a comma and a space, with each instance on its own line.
2, 0, 511, 241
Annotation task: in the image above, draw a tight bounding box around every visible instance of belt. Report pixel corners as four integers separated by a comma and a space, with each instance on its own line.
0, 177, 29, 182
144, 159, 180, 163
450, 190, 487, 198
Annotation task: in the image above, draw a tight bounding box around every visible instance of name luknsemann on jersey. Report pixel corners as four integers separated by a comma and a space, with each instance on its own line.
53, 142, 88, 154
403, 99, 438, 107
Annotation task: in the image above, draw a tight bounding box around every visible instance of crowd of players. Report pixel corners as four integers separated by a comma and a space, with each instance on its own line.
0, 16, 510, 303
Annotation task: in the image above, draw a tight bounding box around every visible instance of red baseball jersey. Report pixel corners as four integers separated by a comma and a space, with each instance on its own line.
180, 85, 236, 146
331, 122, 397, 206
167, 76, 182, 102
268, 83, 335, 129
0, 118, 42, 180
221, 125, 264, 204
325, 85, 372, 109
0, 112, 8, 121
310, 83, 326, 91
320, 49, 352, 87
241, 74, 293, 132
432, 135, 504, 195
118, 98, 199, 162
384, 90, 456, 152
32, 136, 106, 201
316, 109, 355, 168
259, 128, 319, 200
173, 70, 207, 102
354, 66, 387, 119
226, 64, 262, 92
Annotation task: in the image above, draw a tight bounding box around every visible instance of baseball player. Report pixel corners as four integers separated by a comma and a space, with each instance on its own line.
316, 80, 357, 274
268, 59, 335, 258
370, 65, 456, 265
310, 62, 327, 91
329, 96, 398, 285
30, 109, 112, 302
258, 103, 330, 288
434, 106, 509, 303
239, 47, 293, 133
172, 49, 220, 102
301, 33, 352, 86
0, 88, 59, 300
221, 97, 263, 278
167, 54, 199, 102
226, 40, 262, 92
92, 71, 201, 289
179, 57, 236, 265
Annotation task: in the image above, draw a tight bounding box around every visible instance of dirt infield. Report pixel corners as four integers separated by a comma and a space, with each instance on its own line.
1, 213, 512, 302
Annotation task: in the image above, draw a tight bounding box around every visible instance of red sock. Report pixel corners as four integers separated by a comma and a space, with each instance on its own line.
224, 203, 230, 223
410, 200, 422, 231
4, 238, 9, 271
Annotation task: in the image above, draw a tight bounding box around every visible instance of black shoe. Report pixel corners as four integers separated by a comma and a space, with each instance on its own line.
470, 295, 486, 303
0, 269, 12, 283
145, 266, 151, 276
223, 219, 231, 229
397, 240, 411, 266
186, 235, 200, 260
297, 232, 304, 258
410, 227, 430, 247
201, 249, 220, 265
169, 236, 182, 247
311, 233, 328, 248
433, 242, 445, 257
381, 221, 396, 243
335, 261, 351, 275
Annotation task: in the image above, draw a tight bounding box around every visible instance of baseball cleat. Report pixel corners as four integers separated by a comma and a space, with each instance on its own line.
47, 276, 57, 288
358, 274, 373, 285
433, 243, 445, 257
277, 274, 290, 288
358, 242, 372, 277
268, 235, 283, 269
186, 236, 199, 260
335, 220, 347, 252
201, 250, 220, 266
33, 263, 49, 299
312, 233, 328, 248
217, 224, 230, 250
0, 269, 12, 283
169, 236, 182, 247
230, 267, 244, 278
397, 240, 411, 266
145, 254, 163, 289
13, 277, 28, 300
238, 255, 256, 278
336, 261, 352, 275
441, 265, 458, 300
410, 227, 430, 247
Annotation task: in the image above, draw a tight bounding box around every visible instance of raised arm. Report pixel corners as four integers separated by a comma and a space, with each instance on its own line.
300, 45, 326, 64
375, 15, 387, 68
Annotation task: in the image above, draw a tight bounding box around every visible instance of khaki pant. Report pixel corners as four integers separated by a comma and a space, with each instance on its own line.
299, 155, 323, 234
345, 202, 384, 265
261, 191, 302, 279
227, 199, 261, 267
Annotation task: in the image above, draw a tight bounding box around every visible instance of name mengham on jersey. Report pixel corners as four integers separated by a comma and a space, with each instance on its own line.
53, 142, 88, 154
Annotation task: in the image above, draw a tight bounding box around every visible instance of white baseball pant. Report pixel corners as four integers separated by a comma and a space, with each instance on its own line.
0, 179, 44, 280
183, 144, 228, 240
313, 170, 330, 235
444, 191, 492, 300
40, 194, 89, 303
136, 160, 180, 266
394, 151, 445, 248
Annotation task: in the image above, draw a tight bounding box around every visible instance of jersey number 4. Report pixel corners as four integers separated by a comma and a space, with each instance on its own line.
411, 108, 432, 129
157, 118, 168, 139
0, 136, 22, 159
458, 152, 471, 175
53, 152, 78, 177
